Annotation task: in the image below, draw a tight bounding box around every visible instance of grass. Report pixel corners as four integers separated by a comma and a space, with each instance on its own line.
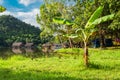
0, 48, 120, 80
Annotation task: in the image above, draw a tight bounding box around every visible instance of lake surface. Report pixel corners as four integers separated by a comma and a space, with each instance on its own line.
0, 48, 45, 59
0, 48, 80, 60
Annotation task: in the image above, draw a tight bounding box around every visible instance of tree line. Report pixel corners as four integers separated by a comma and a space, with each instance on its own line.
0, 15, 50, 47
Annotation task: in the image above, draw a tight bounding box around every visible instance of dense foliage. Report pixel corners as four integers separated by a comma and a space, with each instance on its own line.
37, 0, 120, 47
0, 15, 41, 47
37, 0, 120, 67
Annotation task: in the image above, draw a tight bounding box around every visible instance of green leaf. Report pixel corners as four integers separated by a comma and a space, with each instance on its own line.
53, 18, 65, 24
63, 34, 78, 38
53, 18, 74, 25
0, 6, 6, 12
65, 20, 74, 25
85, 6, 103, 28
91, 14, 115, 26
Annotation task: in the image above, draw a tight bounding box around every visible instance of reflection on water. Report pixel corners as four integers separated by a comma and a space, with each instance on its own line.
0, 48, 43, 59
12, 48, 25, 54
0, 48, 80, 60
0, 48, 13, 59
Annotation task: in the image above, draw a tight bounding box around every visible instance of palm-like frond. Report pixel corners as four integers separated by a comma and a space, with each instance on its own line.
85, 6, 103, 28
53, 17, 74, 25
91, 14, 114, 26
53, 18, 65, 24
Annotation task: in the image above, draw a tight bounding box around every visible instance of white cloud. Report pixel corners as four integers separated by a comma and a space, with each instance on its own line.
19, 0, 36, 6
0, 11, 13, 16
19, 0, 43, 6
0, 8, 40, 27
16, 8, 40, 27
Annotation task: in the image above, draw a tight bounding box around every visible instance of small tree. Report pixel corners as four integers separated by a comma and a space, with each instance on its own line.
53, 6, 114, 67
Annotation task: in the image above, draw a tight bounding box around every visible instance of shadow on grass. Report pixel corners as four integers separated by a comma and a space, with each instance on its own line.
88, 62, 114, 70
0, 67, 119, 80
102, 46, 120, 50
0, 68, 82, 80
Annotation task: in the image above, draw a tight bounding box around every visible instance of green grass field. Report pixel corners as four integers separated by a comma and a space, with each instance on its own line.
0, 48, 120, 80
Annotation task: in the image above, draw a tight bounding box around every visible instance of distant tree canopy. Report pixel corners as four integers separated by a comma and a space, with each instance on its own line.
37, 0, 75, 45
0, 6, 6, 12
0, 15, 41, 47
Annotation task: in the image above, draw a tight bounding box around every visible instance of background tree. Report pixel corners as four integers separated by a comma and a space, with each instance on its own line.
37, 0, 76, 46
108, 0, 120, 39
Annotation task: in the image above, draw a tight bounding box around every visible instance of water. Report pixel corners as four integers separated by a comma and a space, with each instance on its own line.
0, 48, 44, 59
0, 48, 80, 60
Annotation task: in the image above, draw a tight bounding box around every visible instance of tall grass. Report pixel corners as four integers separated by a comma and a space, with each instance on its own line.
0, 48, 120, 80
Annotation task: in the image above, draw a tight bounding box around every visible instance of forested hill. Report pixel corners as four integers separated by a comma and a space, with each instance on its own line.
0, 15, 41, 47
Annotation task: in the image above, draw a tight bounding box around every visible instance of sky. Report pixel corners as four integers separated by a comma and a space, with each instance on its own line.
0, 0, 43, 27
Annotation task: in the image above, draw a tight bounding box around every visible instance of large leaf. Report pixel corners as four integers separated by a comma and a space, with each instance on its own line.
53, 18, 74, 25
65, 20, 74, 25
91, 14, 115, 26
53, 18, 65, 24
0, 6, 6, 12
85, 6, 103, 28
63, 34, 78, 38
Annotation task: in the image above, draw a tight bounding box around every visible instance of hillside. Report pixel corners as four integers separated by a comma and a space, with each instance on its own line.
0, 15, 41, 47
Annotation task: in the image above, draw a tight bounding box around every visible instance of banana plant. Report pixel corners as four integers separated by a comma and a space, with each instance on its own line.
53, 6, 114, 67
0, 6, 6, 12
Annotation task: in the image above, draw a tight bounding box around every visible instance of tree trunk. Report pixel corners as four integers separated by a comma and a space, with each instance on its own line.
100, 30, 105, 48
58, 36, 62, 44
68, 38, 73, 48
83, 42, 89, 67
